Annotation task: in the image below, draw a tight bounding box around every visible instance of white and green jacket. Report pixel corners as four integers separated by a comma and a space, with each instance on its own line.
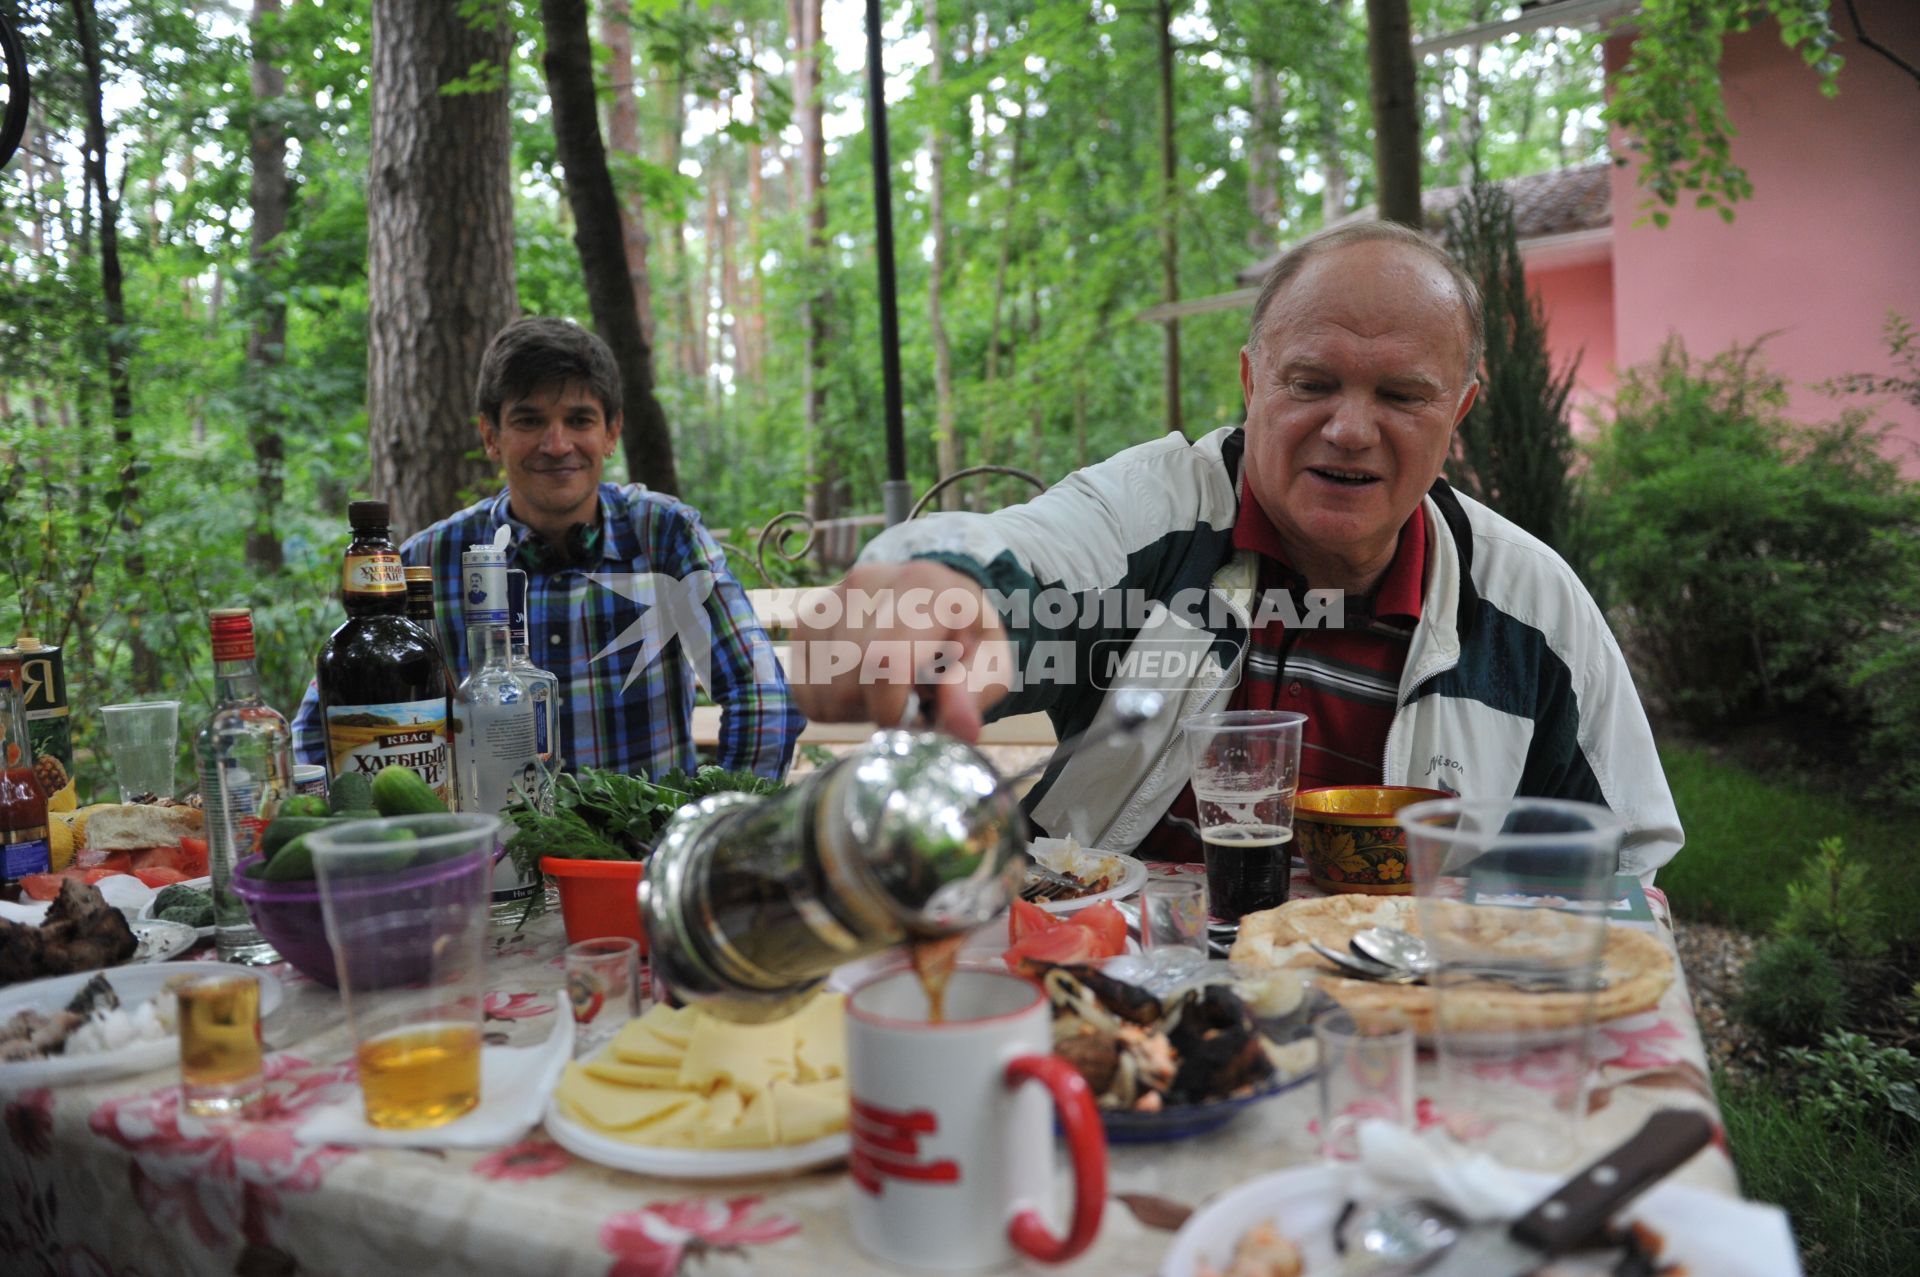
860, 426, 1683, 883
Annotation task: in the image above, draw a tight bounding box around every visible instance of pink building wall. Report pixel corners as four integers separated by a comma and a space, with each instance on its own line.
1528, 258, 1617, 430
1606, 3, 1920, 473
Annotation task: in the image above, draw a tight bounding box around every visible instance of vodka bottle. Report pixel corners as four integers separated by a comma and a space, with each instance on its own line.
195, 608, 290, 964
507, 568, 561, 768
453, 543, 548, 922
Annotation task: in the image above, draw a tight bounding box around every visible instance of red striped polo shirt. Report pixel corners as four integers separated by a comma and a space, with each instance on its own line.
1136, 480, 1427, 862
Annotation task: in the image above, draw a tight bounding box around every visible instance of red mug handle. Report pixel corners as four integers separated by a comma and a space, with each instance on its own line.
1003, 1054, 1107, 1263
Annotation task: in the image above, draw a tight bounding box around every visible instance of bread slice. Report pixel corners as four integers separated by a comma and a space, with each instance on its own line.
83, 802, 205, 851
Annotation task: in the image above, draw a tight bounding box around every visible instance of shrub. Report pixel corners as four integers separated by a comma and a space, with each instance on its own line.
1781, 1031, 1920, 1139
1582, 338, 1920, 730
1734, 936, 1849, 1048
1775, 837, 1887, 962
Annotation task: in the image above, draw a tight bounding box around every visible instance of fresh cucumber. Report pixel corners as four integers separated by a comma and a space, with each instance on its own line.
327, 772, 376, 815
371, 766, 447, 817
278, 795, 332, 820
260, 816, 346, 858
261, 834, 316, 881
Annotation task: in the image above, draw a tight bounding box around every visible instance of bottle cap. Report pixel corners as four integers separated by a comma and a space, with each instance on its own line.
13, 634, 42, 651
404, 566, 433, 583
209, 609, 257, 662
348, 500, 390, 530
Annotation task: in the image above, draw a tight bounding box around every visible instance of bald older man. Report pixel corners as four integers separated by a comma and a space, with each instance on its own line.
791, 222, 1682, 883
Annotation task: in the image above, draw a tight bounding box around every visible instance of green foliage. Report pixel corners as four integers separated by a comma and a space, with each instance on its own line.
1780, 1031, 1920, 1137
1443, 180, 1580, 558
1583, 338, 1920, 729
1719, 1068, 1920, 1277
1734, 935, 1850, 1048
1606, 0, 1844, 224
1775, 837, 1888, 962
1656, 745, 1920, 937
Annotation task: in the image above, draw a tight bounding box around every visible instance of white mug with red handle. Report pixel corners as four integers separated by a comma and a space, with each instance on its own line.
846, 965, 1107, 1271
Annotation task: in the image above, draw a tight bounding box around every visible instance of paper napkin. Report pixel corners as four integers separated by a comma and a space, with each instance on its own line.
294, 1016, 573, 1150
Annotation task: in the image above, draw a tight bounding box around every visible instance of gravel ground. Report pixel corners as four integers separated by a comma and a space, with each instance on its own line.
1673, 920, 1764, 1083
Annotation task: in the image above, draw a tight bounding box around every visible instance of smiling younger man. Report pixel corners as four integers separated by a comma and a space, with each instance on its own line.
293, 317, 802, 781
792, 223, 1682, 881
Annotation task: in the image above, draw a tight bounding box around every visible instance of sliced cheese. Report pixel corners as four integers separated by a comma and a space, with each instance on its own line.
610, 1096, 709, 1148
585, 1059, 682, 1089
704, 1088, 780, 1149
555, 1064, 699, 1131
640, 1003, 699, 1048
790, 992, 848, 1082
769, 1077, 849, 1145
675, 1016, 797, 1099
609, 1020, 685, 1068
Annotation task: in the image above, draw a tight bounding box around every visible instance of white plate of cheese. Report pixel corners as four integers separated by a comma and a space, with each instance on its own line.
543, 995, 851, 1179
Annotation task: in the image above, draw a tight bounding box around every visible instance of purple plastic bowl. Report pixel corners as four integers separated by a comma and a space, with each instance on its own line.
230, 850, 484, 989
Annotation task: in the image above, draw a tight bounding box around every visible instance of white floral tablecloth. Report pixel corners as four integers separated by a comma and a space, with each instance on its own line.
1, 873, 1737, 1277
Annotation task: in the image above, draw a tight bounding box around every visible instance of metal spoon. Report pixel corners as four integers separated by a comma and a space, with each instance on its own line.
1005, 688, 1167, 787
1335, 1196, 1464, 1276
1352, 926, 1609, 993
1310, 940, 1423, 984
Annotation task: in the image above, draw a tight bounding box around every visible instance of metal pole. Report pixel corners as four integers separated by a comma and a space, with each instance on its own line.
864, 0, 909, 525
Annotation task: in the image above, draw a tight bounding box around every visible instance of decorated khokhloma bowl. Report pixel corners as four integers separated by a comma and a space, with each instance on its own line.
1294, 786, 1453, 895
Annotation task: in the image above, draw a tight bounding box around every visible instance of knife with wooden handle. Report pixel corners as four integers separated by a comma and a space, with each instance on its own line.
1419, 1109, 1716, 1277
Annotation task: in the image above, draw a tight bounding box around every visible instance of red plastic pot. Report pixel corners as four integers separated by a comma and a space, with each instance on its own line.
541, 855, 648, 950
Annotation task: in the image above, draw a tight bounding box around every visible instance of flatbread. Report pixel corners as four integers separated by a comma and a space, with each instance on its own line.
1229, 895, 1673, 1035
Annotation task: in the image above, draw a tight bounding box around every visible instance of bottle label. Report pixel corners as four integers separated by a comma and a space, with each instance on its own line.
3, 835, 50, 880
531, 682, 552, 759
325, 700, 454, 803
343, 553, 406, 596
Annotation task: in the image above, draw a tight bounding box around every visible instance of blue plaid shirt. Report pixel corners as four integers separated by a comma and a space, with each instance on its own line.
292, 485, 803, 780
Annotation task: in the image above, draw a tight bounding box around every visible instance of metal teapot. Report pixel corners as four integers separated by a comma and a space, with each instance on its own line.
639, 729, 1025, 1022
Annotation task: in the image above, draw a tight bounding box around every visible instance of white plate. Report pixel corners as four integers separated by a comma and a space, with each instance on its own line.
131, 918, 201, 963
137, 875, 215, 942
544, 1100, 849, 1179
0, 961, 285, 1090
1159, 1164, 1802, 1277
1033, 851, 1149, 915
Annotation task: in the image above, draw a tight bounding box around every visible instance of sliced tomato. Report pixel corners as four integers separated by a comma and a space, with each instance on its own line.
1003, 924, 1102, 975
1068, 900, 1129, 957
133, 866, 190, 888
74, 848, 133, 874
129, 845, 187, 872
18, 872, 77, 901
80, 867, 130, 885
1008, 897, 1064, 944
177, 837, 210, 879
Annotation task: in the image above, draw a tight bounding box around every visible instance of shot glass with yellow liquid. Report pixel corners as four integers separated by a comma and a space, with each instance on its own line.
178, 973, 264, 1117
308, 813, 498, 1131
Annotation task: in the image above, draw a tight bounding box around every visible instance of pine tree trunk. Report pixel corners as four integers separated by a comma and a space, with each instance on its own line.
1247, 61, 1283, 250
925, 0, 958, 507
789, 0, 834, 522
746, 69, 768, 388
978, 115, 1021, 472
1365, 0, 1422, 229
1155, 0, 1182, 437
69, 0, 152, 687
539, 0, 679, 493
366, 0, 519, 536
246, 0, 288, 572
599, 0, 656, 350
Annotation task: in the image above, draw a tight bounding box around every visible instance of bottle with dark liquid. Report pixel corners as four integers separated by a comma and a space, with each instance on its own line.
315, 501, 456, 805
404, 565, 457, 698
0, 652, 51, 903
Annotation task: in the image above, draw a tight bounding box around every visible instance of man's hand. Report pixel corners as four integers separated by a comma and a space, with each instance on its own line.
788, 561, 1015, 743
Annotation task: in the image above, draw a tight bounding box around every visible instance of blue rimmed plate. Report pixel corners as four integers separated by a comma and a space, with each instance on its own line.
1093, 1067, 1313, 1145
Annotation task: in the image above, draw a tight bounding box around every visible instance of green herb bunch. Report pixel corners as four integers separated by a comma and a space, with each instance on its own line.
502, 765, 782, 896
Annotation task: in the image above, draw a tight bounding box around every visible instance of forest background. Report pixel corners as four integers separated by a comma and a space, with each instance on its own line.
0, 0, 1632, 730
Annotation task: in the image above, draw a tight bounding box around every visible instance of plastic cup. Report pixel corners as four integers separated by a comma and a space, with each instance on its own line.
566, 936, 643, 1057
307, 813, 498, 1130
1183, 710, 1306, 920
1399, 797, 1625, 1169
1314, 1007, 1415, 1160
100, 700, 180, 800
